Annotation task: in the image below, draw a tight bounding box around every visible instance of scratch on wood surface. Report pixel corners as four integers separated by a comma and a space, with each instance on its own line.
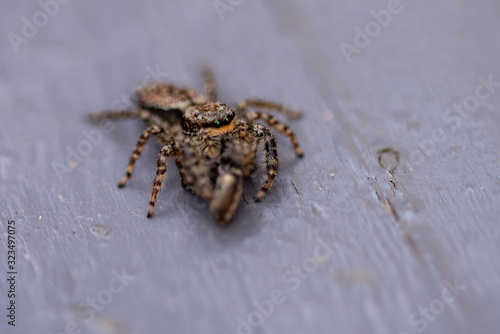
374, 189, 420, 258
241, 194, 249, 205
375, 148, 415, 246
375, 191, 400, 222
388, 179, 396, 194
291, 180, 299, 194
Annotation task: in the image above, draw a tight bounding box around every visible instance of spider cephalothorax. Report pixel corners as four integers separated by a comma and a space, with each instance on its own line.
182, 102, 235, 137
89, 69, 303, 225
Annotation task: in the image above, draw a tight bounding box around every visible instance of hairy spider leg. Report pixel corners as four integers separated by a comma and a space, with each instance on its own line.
118, 125, 169, 188
147, 143, 178, 218
231, 122, 259, 176
246, 111, 303, 158
249, 124, 279, 202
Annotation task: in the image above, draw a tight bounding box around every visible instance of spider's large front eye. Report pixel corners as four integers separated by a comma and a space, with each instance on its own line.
215, 120, 220, 126
225, 117, 229, 122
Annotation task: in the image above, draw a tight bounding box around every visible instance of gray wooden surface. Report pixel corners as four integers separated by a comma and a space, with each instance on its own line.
1, 1, 499, 333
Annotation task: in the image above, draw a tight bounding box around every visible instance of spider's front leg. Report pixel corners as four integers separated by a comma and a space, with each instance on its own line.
249, 124, 279, 202
147, 143, 178, 218
118, 125, 166, 188
246, 111, 303, 158
232, 122, 259, 176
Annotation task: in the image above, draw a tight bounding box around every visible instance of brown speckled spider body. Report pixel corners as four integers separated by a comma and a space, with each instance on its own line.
89, 69, 303, 225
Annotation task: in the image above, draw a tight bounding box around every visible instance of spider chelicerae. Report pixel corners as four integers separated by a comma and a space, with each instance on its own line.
89, 69, 303, 225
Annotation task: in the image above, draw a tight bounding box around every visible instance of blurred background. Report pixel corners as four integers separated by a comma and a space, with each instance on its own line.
1, 0, 499, 333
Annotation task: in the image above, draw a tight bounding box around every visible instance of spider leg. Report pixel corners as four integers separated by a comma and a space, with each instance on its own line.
175, 158, 190, 191
118, 125, 165, 188
232, 122, 259, 176
247, 111, 303, 158
147, 143, 178, 218
202, 68, 218, 102
237, 99, 302, 119
250, 124, 279, 202
87, 108, 143, 123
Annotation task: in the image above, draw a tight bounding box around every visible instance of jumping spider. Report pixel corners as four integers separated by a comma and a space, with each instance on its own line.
89, 69, 303, 225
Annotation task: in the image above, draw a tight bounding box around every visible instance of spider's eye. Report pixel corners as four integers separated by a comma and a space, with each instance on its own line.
215, 120, 220, 125
225, 117, 229, 122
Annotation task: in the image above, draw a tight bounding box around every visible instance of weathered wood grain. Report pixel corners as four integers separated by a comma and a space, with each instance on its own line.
1, 0, 499, 333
